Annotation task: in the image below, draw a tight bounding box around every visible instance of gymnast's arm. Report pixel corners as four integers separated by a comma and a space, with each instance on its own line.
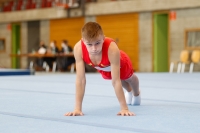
65, 41, 86, 116
108, 42, 135, 116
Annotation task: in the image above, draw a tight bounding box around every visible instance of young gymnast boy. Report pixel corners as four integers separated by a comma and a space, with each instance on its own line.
65, 22, 141, 116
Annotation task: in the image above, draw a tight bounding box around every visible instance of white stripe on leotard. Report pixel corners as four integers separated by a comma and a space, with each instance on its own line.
94, 66, 111, 72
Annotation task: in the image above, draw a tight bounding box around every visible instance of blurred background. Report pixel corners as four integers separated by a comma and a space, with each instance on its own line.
0, 0, 200, 73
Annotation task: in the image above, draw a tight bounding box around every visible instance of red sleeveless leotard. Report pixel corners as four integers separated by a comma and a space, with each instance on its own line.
81, 37, 134, 80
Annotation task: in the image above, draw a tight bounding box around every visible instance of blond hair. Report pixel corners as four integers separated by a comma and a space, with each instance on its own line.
81, 22, 104, 42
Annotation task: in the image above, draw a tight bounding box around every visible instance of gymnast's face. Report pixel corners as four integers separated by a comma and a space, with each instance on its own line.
83, 35, 105, 55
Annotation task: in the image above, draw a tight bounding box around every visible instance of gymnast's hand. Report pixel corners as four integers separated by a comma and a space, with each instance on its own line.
117, 109, 135, 116
64, 110, 84, 116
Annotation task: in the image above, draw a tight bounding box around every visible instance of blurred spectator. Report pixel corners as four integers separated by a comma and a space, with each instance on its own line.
58, 40, 75, 71
60, 40, 73, 53
36, 40, 47, 69
38, 40, 47, 54
49, 40, 59, 54
45, 40, 59, 70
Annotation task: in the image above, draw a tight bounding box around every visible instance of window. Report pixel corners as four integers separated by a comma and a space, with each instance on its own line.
0, 38, 5, 52
185, 29, 200, 49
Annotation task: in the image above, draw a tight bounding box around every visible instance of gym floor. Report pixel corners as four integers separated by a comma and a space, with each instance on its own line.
0, 72, 200, 133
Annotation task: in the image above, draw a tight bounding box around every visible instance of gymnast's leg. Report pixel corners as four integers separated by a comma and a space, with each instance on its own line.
121, 74, 141, 105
